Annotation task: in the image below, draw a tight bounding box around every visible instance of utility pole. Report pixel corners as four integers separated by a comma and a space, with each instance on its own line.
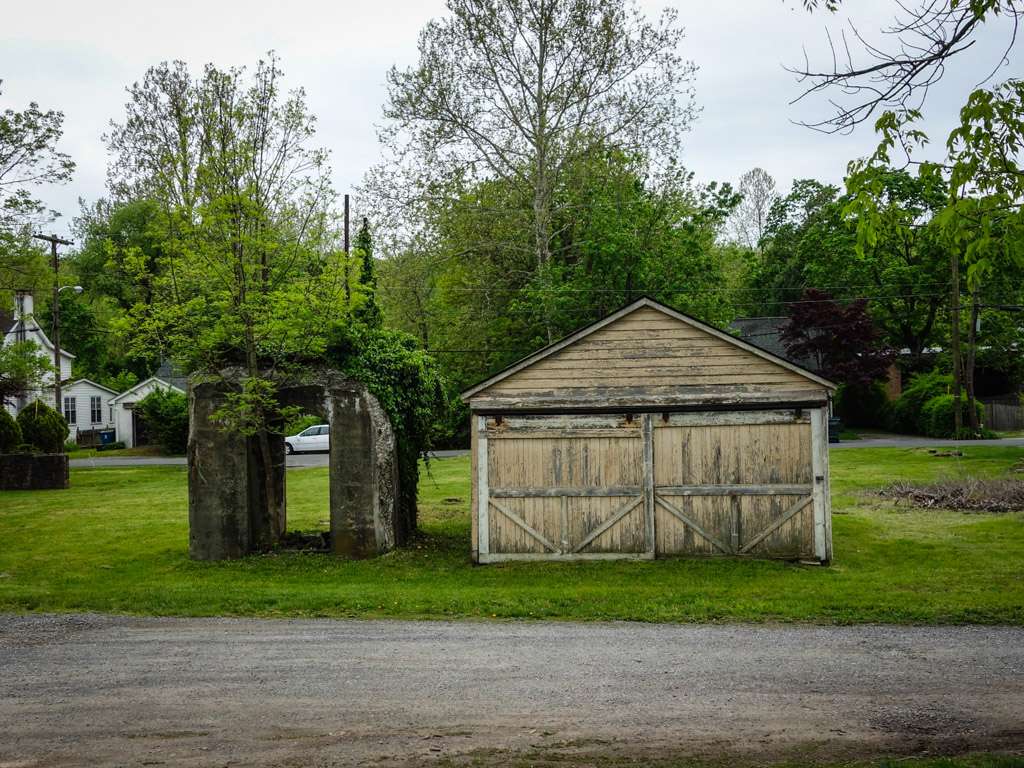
343, 193, 351, 305
32, 233, 74, 412
343, 193, 350, 254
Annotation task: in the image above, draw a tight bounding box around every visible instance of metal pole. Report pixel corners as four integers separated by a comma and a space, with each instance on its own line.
32, 233, 73, 411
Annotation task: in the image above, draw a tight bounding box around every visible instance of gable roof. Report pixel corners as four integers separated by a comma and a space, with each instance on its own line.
109, 376, 186, 404
461, 296, 836, 400
4, 318, 76, 360
64, 378, 122, 396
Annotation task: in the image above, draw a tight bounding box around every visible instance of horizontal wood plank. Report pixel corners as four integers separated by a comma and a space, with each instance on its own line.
488, 428, 640, 439
478, 552, 656, 563
654, 410, 811, 427
656, 484, 813, 496
490, 486, 643, 498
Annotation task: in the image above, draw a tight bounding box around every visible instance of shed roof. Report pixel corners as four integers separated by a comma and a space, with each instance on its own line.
462, 297, 836, 409
109, 376, 186, 404
64, 378, 122, 396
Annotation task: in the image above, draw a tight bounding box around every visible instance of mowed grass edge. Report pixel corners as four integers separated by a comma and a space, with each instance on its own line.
0, 446, 1022, 624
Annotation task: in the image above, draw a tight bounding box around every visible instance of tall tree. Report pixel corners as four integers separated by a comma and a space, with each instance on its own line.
106, 55, 346, 545
379, 147, 739, 390
380, 0, 698, 337
728, 167, 779, 250
353, 217, 381, 327
0, 81, 75, 293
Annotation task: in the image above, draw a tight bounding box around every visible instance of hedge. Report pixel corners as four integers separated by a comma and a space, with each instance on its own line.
920, 394, 986, 439
0, 408, 22, 453
16, 400, 69, 454
135, 388, 189, 455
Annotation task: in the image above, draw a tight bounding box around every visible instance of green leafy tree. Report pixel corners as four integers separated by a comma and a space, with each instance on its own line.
795, 1, 1024, 431
379, 147, 740, 393
105, 55, 353, 544
748, 172, 952, 366
379, 0, 698, 340
71, 198, 168, 310
0, 340, 53, 408
16, 399, 68, 453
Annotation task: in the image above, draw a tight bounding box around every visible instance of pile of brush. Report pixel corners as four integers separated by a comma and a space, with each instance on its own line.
881, 477, 1024, 513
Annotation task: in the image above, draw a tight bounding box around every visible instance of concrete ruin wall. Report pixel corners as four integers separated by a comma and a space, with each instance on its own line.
188, 371, 405, 561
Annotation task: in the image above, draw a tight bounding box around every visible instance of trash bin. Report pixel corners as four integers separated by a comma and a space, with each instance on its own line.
99, 429, 116, 446
828, 417, 842, 444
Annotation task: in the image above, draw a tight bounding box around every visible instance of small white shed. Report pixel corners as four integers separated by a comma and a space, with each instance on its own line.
61, 379, 120, 442
109, 377, 185, 448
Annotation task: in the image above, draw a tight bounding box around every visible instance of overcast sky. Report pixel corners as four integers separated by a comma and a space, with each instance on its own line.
2, 0, 1018, 242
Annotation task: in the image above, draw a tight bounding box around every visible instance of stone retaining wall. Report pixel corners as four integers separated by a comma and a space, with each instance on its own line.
0, 454, 70, 490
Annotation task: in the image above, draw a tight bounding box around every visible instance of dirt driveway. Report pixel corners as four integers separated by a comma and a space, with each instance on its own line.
2, 614, 1022, 767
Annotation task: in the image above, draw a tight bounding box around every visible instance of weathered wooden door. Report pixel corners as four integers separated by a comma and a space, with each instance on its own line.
474, 409, 830, 563
651, 411, 824, 559
476, 415, 651, 560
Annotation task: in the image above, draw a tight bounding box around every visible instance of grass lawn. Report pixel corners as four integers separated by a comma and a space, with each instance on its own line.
1, 446, 1022, 623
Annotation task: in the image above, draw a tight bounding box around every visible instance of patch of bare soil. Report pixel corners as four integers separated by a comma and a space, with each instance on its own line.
880, 477, 1024, 513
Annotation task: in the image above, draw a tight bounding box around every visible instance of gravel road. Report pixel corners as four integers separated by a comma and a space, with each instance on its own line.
2, 614, 1023, 767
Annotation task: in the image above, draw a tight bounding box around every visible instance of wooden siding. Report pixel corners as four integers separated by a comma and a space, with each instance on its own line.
474, 307, 819, 403
476, 410, 829, 563
652, 416, 815, 559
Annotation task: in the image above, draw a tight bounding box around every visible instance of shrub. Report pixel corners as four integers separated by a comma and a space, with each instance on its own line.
0, 408, 22, 453
920, 394, 986, 438
327, 324, 450, 532
16, 400, 69, 453
890, 370, 952, 434
97, 441, 126, 452
64, 440, 78, 452
135, 388, 189, 455
834, 382, 891, 429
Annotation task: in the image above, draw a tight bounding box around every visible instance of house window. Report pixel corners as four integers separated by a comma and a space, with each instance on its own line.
90, 396, 102, 424
109, 406, 114, 422
63, 396, 77, 425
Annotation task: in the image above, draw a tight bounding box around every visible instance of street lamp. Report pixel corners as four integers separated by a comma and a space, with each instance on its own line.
59, 285, 84, 294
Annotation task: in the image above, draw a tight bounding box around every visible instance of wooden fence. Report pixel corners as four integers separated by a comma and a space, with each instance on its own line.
983, 400, 1024, 432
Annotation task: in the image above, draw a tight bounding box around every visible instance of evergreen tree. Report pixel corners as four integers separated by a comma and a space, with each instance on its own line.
354, 217, 381, 327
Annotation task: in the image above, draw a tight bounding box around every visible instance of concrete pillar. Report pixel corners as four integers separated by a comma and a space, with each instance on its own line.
329, 384, 399, 558
188, 380, 286, 560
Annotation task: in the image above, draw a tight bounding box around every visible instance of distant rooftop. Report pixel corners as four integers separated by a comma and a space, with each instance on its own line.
155, 359, 188, 392
729, 317, 818, 372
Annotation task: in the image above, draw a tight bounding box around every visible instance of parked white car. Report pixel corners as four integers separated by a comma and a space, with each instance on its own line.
284, 424, 330, 454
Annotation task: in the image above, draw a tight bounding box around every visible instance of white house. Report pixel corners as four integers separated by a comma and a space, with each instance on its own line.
60, 378, 120, 442
109, 377, 186, 448
3, 290, 76, 418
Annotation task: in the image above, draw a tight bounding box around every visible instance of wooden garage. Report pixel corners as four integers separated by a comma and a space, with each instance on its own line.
461, 297, 837, 564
